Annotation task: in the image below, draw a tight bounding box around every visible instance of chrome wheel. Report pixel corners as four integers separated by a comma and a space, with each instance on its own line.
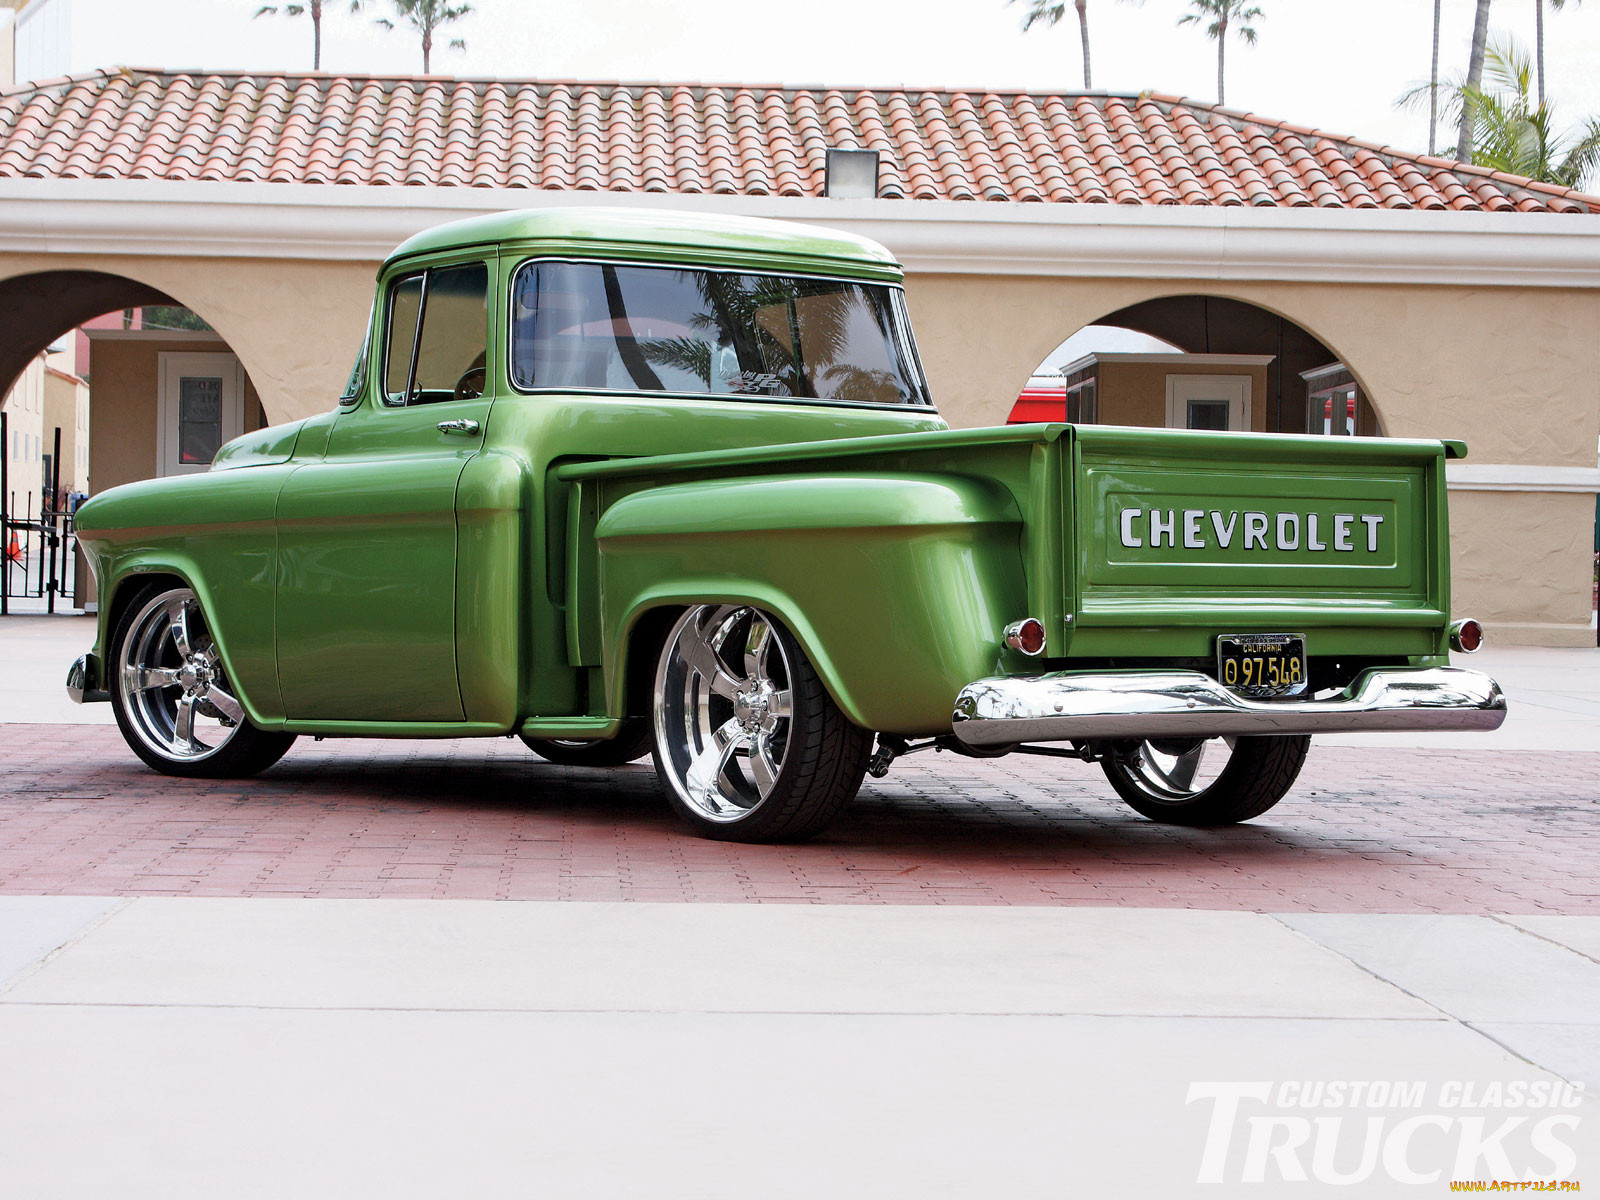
116, 588, 245, 763
1112, 736, 1236, 804
653, 605, 794, 824
1100, 733, 1311, 826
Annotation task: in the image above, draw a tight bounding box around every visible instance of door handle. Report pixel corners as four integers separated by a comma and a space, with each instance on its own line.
437, 418, 480, 437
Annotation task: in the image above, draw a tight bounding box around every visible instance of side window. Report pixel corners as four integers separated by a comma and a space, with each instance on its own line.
382, 262, 489, 406
383, 273, 425, 404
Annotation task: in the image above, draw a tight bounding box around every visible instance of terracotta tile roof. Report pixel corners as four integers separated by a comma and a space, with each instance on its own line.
44, 363, 85, 385
0, 68, 1594, 213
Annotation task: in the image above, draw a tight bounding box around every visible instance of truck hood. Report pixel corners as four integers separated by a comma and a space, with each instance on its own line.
210, 419, 306, 470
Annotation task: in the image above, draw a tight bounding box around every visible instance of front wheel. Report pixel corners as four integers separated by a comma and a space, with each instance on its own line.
110, 584, 296, 779
1100, 734, 1311, 826
650, 605, 872, 843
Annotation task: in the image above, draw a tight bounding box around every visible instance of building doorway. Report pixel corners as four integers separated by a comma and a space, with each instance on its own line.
156, 352, 246, 477
1166, 372, 1252, 432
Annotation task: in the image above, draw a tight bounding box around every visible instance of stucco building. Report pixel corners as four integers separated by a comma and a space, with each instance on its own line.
0, 341, 83, 508
0, 70, 1595, 642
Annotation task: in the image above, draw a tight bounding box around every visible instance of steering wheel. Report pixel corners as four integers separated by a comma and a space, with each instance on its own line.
452, 368, 486, 402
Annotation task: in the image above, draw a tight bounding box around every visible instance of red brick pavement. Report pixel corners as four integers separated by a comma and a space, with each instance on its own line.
1, 723, 1595, 911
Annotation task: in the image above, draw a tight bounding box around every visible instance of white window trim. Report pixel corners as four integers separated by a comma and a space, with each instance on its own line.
156, 352, 245, 476
1165, 374, 1252, 432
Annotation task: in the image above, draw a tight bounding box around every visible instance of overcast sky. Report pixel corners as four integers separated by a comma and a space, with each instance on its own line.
35, 0, 1600, 161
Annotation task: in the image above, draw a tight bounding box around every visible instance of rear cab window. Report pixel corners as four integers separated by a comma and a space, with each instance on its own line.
508, 260, 931, 408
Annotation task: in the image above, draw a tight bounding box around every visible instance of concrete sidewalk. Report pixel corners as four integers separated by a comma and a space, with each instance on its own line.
6, 612, 1599, 749
0, 898, 1594, 1197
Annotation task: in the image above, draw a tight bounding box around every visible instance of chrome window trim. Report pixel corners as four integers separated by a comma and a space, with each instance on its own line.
504, 255, 936, 410
376, 257, 492, 410
338, 303, 373, 407
380, 268, 429, 408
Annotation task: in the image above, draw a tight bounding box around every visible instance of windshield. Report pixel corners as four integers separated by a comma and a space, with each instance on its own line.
510, 261, 930, 407
340, 304, 372, 404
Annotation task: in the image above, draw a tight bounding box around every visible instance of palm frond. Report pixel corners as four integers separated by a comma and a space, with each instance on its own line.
1011, 0, 1069, 32
1395, 32, 1599, 187
1556, 116, 1600, 189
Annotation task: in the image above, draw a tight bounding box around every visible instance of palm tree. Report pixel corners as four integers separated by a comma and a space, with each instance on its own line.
1010, 0, 1095, 89
375, 0, 472, 74
1429, 0, 1442, 155
1412, 38, 1600, 188
1537, 0, 1583, 106
253, 0, 361, 70
1457, 0, 1493, 160
1176, 0, 1265, 107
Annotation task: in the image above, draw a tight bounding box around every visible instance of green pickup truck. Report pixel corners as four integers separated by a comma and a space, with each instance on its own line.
67, 208, 1505, 841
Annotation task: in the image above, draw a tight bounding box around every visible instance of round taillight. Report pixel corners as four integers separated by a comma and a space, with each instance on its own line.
1449, 618, 1484, 654
1004, 618, 1047, 657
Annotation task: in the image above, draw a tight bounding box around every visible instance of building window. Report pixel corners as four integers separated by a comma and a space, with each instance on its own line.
1066, 379, 1097, 424
1300, 362, 1380, 437
178, 376, 224, 465
1187, 398, 1232, 431
1310, 383, 1358, 436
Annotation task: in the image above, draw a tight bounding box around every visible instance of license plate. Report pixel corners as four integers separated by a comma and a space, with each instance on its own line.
1216, 633, 1308, 699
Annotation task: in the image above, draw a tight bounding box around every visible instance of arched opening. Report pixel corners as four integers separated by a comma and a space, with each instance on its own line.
0, 270, 270, 613
1008, 294, 1386, 438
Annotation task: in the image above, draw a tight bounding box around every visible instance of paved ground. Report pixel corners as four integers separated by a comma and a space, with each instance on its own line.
3, 616, 1597, 1195
0, 897, 1595, 1198
3, 723, 1598, 911
4, 616, 1598, 910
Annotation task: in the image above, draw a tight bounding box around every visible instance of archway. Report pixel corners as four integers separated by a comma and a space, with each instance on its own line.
0, 271, 178, 393
1008, 294, 1386, 437
0, 270, 271, 612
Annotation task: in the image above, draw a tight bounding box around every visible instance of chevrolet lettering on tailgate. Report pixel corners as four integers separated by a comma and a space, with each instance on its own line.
64, 207, 1506, 842
1119, 508, 1387, 554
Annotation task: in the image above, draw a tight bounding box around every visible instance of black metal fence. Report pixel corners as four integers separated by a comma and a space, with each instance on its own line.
1, 412, 80, 616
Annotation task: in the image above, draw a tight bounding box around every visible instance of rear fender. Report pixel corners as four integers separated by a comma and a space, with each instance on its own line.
594, 473, 1026, 735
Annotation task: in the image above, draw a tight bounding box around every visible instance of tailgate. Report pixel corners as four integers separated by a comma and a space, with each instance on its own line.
1066, 426, 1451, 657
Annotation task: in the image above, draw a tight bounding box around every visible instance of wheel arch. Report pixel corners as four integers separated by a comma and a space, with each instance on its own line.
609, 587, 881, 733
619, 604, 686, 723
98, 560, 279, 728
103, 569, 189, 657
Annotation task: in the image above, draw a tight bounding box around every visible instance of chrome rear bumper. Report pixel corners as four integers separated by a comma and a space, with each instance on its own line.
951, 666, 1506, 748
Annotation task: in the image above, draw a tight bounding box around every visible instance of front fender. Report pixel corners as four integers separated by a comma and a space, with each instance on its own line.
595, 473, 1026, 734
75, 468, 292, 726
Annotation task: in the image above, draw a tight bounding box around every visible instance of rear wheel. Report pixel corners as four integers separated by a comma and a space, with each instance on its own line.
110, 584, 296, 779
520, 721, 654, 767
1100, 734, 1311, 826
650, 605, 872, 843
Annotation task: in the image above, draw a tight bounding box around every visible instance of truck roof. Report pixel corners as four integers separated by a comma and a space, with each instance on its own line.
387, 206, 904, 282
